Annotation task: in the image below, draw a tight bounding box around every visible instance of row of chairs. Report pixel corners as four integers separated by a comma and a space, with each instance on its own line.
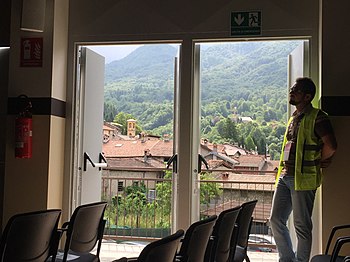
0, 200, 258, 262
0, 201, 107, 262
311, 224, 350, 262
114, 200, 258, 262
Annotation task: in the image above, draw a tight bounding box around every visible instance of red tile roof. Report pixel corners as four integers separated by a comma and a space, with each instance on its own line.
223, 144, 248, 156
103, 138, 173, 157
207, 160, 235, 169
106, 157, 166, 168
235, 155, 265, 167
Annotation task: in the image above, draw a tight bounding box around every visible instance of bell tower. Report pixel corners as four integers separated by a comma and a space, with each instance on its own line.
127, 119, 136, 137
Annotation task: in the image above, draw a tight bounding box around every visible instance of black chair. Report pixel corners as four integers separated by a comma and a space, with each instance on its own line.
55, 201, 107, 262
0, 209, 61, 262
310, 224, 350, 262
113, 229, 185, 262
205, 206, 241, 262
175, 215, 217, 262
229, 200, 258, 262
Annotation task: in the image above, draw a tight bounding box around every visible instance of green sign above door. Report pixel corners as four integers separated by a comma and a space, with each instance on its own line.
231, 11, 262, 36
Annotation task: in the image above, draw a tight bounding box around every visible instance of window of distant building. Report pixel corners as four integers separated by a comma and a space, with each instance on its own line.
118, 181, 124, 191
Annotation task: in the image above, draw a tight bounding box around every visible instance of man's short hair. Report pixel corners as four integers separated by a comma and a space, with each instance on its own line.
296, 77, 316, 99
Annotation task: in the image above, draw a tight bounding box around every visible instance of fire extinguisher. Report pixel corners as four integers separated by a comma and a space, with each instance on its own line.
15, 95, 33, 158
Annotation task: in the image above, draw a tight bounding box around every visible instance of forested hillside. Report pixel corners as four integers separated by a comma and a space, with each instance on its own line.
103, 41, 303, 159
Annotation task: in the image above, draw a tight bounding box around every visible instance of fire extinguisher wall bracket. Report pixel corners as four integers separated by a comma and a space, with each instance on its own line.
15, 95, 33, 159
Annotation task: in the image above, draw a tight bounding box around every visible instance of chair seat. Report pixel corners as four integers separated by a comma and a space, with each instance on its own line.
48, 251, 99, 262
311, 254, 345, 262
112, 230, 184, 262
56, 202, 107, 262
112, 257, 128, 262
54, 251, 99, 262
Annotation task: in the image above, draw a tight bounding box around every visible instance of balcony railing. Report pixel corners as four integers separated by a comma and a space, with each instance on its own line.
101, 167, 277, 251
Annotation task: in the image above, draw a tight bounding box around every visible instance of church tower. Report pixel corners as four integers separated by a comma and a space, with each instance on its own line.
127, 119, 136, 137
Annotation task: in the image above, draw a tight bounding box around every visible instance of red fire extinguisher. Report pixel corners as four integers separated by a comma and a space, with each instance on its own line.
15, 95, 33, 158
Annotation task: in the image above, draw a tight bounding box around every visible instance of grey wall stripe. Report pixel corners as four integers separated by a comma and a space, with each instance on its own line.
7, 97, 66, 118
7, 96, 347, 118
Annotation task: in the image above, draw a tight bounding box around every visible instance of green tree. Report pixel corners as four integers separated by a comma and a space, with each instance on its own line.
245, 135, 256, 151
200, 172, 222, 209
249, 127, 265, 151
268, 142, 282, 160
104, 102, 118, 122
220, 104, 229, 117
224, 117, 238, 143
216, 117, 238, 143
263, 109, 277, 122
273, 124, 286, 138
151, 171, 223, 224
257, 137, 266, 155
155, 171, 172, 219
109, 182, 148, 228
123, 182, 147, 228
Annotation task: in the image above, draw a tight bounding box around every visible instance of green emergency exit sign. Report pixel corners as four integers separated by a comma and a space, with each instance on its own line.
231, 11, 262, 36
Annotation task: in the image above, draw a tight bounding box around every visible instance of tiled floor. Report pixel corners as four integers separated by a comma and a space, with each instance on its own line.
99, 241, 279, 262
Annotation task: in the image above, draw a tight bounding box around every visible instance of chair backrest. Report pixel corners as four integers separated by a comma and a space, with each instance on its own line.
0, 209, 61, 262
137, 229, 184, 262
228, 200, 258, 262
234, 200, 257, 248
205, 206, 241, 262
177, 215, 217, 262
62, 201, 107, 260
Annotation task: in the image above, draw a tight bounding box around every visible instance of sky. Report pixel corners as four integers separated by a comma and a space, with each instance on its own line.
88, 45, 143, 64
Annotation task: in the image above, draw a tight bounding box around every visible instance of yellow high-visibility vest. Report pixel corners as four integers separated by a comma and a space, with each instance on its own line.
276, 107, 322, 190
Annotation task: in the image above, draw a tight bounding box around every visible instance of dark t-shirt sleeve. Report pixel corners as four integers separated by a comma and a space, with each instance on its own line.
314, 111, 335, 139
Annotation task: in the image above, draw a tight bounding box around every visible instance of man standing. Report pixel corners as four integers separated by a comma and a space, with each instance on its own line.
270, 77, 337, 262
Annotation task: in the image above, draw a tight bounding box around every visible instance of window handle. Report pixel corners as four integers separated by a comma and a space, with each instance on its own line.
166, 154, 177, 173
198, 154, 209, 173
83, 152, 107, 171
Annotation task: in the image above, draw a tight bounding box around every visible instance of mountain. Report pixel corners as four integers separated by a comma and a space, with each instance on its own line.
104, 40, 301, 116
105, 44, 178, 83
104, 42, 299, 125
104, 41, 300, 91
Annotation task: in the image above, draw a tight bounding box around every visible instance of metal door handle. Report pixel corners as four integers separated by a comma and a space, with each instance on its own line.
83, 152, 107, 171
198, 154, 209, 173
166, 154, 177, 173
